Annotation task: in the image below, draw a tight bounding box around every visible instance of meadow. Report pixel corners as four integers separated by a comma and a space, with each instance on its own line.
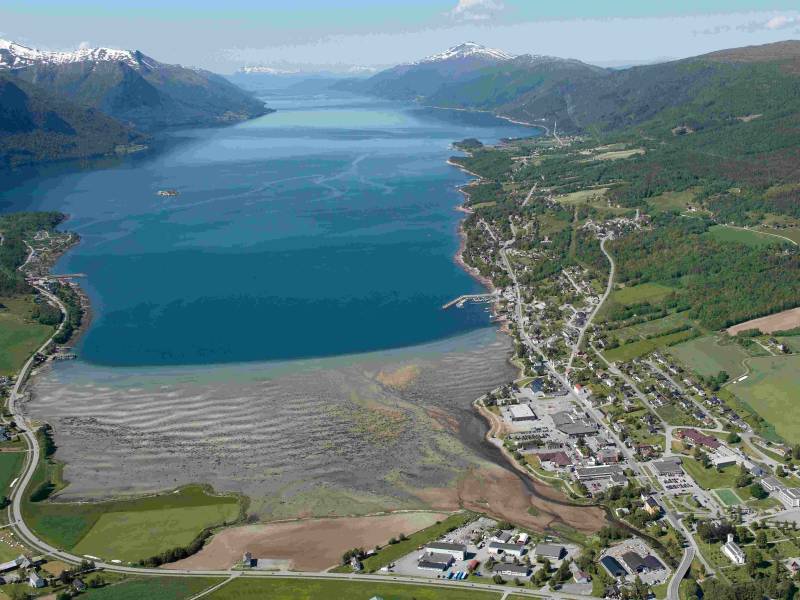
603, 329, 696, 363
705, 224, 787, 247
205, 578, 501, 600
729, 355, 800, 444
668, 335, 753, 379
0, 452, 23, 495
24, 484, 241, 563
0, 296, 53, 376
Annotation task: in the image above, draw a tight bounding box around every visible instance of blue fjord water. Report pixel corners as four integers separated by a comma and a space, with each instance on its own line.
0, 93, 534, 367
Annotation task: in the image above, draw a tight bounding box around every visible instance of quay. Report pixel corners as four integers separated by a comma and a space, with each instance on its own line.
442, 293, 496, 310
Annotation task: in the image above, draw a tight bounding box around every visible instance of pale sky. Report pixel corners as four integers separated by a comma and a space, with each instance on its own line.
2, 0, 800, 73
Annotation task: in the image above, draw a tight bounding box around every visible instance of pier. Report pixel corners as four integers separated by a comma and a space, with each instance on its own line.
442, 293, 496, 310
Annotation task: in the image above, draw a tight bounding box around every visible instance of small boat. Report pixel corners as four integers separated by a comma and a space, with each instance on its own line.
157, 189, 179, 197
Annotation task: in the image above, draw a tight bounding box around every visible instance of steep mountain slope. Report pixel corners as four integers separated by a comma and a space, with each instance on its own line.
0, 73, 142, 168
0, 39, 268, 131
497, 40, 800, 134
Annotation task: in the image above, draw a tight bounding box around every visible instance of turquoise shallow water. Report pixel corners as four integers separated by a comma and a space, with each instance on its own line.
0, 92, 534, 367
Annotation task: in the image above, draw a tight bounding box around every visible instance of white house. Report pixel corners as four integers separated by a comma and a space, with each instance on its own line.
777, 488, 800, 509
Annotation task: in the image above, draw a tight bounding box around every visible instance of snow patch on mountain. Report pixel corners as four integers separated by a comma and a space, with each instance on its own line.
0, 39, 157, 70
415, 42, 514, 64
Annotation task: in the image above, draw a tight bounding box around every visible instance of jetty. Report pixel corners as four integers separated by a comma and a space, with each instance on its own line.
442, 293, 496, 310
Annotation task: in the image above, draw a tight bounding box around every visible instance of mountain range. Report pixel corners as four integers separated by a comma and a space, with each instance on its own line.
338, 40, 800, 136
0, 39, 269, 168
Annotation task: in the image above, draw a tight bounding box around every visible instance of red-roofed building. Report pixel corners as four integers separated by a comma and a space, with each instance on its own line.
538, 451, 572, 467
676, 429, 720, 450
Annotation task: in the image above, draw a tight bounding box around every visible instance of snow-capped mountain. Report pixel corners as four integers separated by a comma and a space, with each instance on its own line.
0, 38, 268, 131
239, 65, 300, 75
415, 42, 515, 65
0, 39, 157, 70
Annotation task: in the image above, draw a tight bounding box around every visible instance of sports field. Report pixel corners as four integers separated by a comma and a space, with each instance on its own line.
25, 484, 241, 562
0, 296, 53, 376
668, 335, 752, 379
205, 578, 501, 600
714, 488, 742, 507
729, 355, 800, 444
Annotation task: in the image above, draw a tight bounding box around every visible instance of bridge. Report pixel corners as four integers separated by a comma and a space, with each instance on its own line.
442, 293, 496, 310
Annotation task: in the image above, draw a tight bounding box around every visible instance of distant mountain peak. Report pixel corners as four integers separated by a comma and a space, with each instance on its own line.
416, 42, 515, 64
0, 38, 158, 70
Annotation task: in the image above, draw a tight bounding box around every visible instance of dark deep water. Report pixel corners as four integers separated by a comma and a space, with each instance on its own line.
0, 92, 534, 367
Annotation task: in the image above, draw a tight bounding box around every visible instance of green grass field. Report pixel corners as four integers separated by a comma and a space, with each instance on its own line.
73, 503, 240, 562
0, 452, 24, 495
608, 282, 676, 306
668, 335, 752, 379
0, 296, 54, 376
612, 312, 690, 342
604, 329, 696, 363
645, 189, 699, 214
24, 484, 241, 562
714, 488, 742, 506
80, 576, 223, 600
705, 225, 788, 247
206, 578, 501, 600
682, 458, 739, 490
729, 355, 800, 444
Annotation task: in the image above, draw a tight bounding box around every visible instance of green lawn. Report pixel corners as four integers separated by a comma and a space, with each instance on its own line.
668, 335, 753, 379
0, 296, 54, 376
24, 484, 241, 562
0, 452, 24, 495
206, 578, 501, 600
705, 225, 789, 247
645, 189, 699, 214
729, 355, 800, 444
331, 512, 475, 573
604, 329, 696, 363
73, 503, 240, 562
714, 488, 742, 507
80, 576, 223, 600
682, 458, 739, 490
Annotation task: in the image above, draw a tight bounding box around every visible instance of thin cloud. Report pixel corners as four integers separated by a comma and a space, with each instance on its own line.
449, 0, 504, 22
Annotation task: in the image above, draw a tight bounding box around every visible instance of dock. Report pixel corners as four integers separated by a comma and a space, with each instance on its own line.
442, 293, 496, 310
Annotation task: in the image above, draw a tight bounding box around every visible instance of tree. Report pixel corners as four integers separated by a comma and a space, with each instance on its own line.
756, 529, 769, 549
727, 431, 741, 444
750, 482, 768, 500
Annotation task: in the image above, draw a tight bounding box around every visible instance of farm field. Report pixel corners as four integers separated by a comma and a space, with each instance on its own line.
729, 355, 800, 444
705, 225, 787, 247
760, 226, 800, 245
608, 282, 675, 306
727, 307, 800, 335
24, 484, 241, 562
668, 335, 753, 379
611, 312, 690, 342
205, 578, 501, 600
0, 296, 54, 376
603, 329, 696, 363
80, 576, 223, 600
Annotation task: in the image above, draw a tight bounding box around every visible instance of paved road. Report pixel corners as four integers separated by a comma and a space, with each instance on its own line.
667, 546, 693, 600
